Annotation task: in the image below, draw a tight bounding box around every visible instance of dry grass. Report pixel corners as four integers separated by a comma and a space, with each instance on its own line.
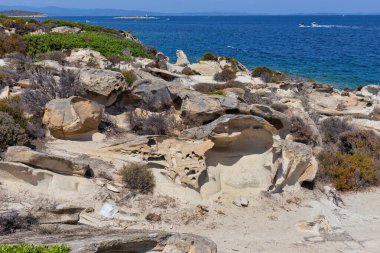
120, 163, 155, 194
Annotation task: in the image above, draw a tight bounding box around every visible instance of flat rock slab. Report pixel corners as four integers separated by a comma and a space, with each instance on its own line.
0, 227, 217, 253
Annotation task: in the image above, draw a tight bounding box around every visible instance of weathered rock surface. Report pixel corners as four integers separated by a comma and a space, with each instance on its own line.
51, 26, 81, 33
189, 61, 222, 76
43, 96, 103, 138
4, 146, 91, 176
0, 228, 217, 253
65, 48, 111, 69
79, 68, 127, 106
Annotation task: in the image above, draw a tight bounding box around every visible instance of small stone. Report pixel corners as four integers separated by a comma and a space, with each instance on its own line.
85, 207, 95, 213
106, 183, 120, 193
240, 197, 249, 207
146, 213, 161, 222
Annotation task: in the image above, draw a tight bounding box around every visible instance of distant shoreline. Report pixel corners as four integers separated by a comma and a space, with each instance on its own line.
114, 16, 159, 20
7, 14, 48, 18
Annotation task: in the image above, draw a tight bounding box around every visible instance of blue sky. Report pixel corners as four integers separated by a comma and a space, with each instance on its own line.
2, 0, 380, 14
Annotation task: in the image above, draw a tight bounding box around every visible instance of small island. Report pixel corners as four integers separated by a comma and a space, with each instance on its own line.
0, 10, 48, 18
114, 16, 159, 20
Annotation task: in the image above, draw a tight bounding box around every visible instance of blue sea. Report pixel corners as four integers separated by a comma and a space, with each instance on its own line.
42, 16, 380, 88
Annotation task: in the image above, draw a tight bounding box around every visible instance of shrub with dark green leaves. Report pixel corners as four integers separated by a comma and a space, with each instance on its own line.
0, 244, 70, 253
252, 66, 287, 83
121, 163, 155, 194
199, 52, 219, 62
24, 32, 151, 61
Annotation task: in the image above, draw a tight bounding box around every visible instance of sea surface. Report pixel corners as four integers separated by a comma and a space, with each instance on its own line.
42, 16, 380, 88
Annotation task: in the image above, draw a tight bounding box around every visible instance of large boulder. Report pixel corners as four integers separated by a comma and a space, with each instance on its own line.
43, 96, 103, 138
4, 146, 91, 176
189, 61, 222, 76
79, 68, 128, 106
65, 48, 111, 69
361, 85, 380, 98
178, 90, 239, 125
0, 162, 98, 205
132, 80, 173, 111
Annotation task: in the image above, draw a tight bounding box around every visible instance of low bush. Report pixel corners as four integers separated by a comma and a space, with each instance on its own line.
24, 32, 151, 61
338, 130, 380, 157
22, 68, 85, 119
0, 99, 27, 129
36, 51, 68, 64
319, 117, 354, 143
251, 66, 287, 83
214, 68, 237, 82
199, 52, 219, 62
0, 16, 43, 35
0, 34, 27, 56
130, 110, 179, 136
0, 211, 36, 236
318, 150, 379, 191
120, 163, 155, 194
193, 81, 245, 93
0, 244, 70, 253
182, 67, 199, 76
290, 116, 316, 146
0, 112, 28, 153
122, 70, 137, 86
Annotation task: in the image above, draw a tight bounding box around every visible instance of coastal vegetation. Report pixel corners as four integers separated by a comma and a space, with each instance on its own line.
24, 32, 151, 61
0, 244, 70, 253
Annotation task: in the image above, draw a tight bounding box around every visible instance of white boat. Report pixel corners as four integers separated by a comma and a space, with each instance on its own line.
299, 23, 306, 28
311, 22, 318, 27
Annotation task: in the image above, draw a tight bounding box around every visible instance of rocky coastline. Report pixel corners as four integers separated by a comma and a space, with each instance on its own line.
0, 17, 380, 252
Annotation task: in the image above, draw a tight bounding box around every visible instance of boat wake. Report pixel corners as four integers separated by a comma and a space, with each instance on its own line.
299, 22, 360, 29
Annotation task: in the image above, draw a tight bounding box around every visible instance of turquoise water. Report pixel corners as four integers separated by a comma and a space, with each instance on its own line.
44, 16, 380, 88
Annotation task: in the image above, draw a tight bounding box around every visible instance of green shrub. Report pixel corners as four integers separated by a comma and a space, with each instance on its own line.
24, 32, 151, 61
252, 66, 274, 77
0, 34, 27, 56
122, 70, 137, 86
214, 68, 237, 82
199, 52, 219, 62
318, 150, 379, 191
120, 163, 155, 194
0, 112, 28, 153
0, 244, 70, 253
0, 99, 27, 129
252, 66, 287, 83
181, 67, 199, 76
